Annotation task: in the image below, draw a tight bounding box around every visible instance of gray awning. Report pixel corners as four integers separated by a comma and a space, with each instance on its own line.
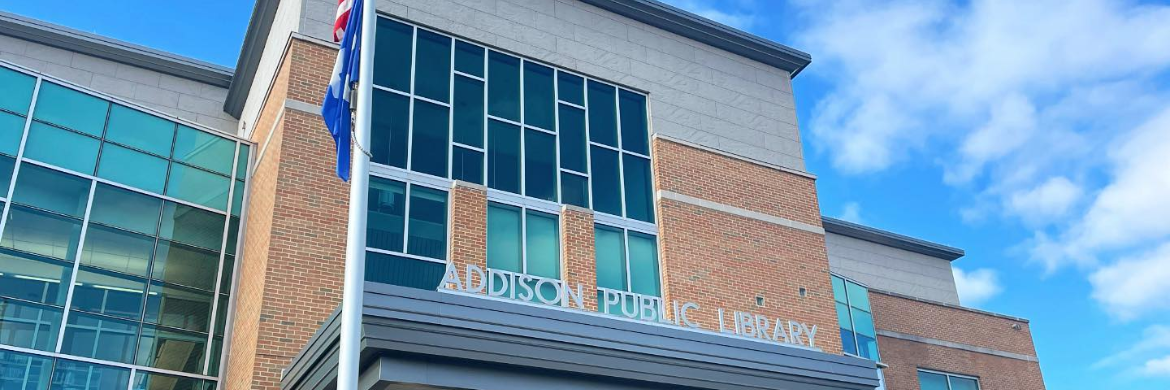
283, 283, 880, 390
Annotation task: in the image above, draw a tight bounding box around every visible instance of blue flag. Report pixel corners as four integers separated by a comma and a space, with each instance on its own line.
321, 0, 365, 181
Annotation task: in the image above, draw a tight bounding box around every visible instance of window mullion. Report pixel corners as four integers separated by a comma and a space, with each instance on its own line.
53, 180, 97, 353
447, 39, 456, 180
0, 76, 41, 239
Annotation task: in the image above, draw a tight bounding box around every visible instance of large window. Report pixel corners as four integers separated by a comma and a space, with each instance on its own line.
486, 203, 561, 303
369, 17, 655, 223
919, 370, 980, 390
594, 225, 660, 318
364, 176, 449, 289
0, 64, 249, 388
832, 275, 879, 360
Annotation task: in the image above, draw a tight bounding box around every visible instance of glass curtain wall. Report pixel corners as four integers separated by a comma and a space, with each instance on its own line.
0, 64, 250, 390
832, 275, 880, 360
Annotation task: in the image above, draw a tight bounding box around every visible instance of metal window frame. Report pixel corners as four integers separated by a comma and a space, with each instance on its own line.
917, 368, 982, 390
364, 172, 450, 265
485, 200, 561, 278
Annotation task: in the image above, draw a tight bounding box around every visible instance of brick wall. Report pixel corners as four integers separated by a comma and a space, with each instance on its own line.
448, 182, 487, 289
873, 291, 1045, 390
560, 205, 598, 311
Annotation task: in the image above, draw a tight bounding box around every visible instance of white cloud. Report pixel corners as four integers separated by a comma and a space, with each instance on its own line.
952, 267, 1002, 306
1089, 242, 1170, 321
839, 202, 863, 223
1143, 356, 1170, 377
665, 0, 758, 30
1005, 176, 1083, 226
1093, 325, 1170, 370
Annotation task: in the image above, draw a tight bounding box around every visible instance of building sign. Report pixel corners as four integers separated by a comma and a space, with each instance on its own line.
440, 264, 819, 349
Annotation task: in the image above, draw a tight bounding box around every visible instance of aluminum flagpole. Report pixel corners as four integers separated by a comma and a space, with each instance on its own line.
339, 0, 375, 388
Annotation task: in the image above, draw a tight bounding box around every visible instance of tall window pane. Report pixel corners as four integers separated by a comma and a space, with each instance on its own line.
560, 172, 589, 208
453, 76, 484, 147
0, 155, 12, 193
367, 177, 406, 252
0, 112, 26, 156
410, 100, 449, 178
0, 248, 72, 305
594, 226, 626, 291
525, 211, 559, 279
618, 90, 649, 155
587, 81, 617, 147
370, 89, 409, 168
89, 184, 162, 235
557, 72, 584, 106
627, 232, 659, 296
11, 164, 91, 218
172, 126, 235, 176
487, 119, 520, 194
487, 204, 522, 273
0, 299, 63, 351
32, 83, 108, 137
590, 146, 621, 216
23, 122, 100, 174
622, 155, 653, 222
451, 147, 483, 185
414, 30, 452, 103
97, 144, 169, 194
406, 186, 447, 259
524, 129, 556, 202
105, 105, 175, 157
1, 206, 83, 262
488, 51, 520, 121
237, 144, 250, 178
454, 40, 485, 77
374, 18, 413, 92
0, 67, 35, 115
152, 241, 219, 291
523, 62, 554, 130
558, 105, 587, 173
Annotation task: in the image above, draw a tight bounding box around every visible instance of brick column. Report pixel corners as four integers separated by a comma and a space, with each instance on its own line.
447, 181, 487, 289
560, 205, 597, 311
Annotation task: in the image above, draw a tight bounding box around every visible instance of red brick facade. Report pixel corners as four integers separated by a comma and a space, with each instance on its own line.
447, 181, 488, 290
560, 205, 598, 311
872, 291, 1045, 390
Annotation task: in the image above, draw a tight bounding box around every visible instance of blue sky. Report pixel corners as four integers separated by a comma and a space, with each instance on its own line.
6, 1, 1170, 389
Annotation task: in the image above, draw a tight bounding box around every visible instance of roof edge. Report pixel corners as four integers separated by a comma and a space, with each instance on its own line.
822, 217, 965, 261
579, 0, 812, 76
224, 0, 280, 118
0, 11, 233, 88
871, 288, 1030, 324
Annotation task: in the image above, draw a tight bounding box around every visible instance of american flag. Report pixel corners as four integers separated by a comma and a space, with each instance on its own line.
333, 0, 353, 42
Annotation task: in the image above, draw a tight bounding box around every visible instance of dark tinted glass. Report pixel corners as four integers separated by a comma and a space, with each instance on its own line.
0, 206, 83, 261
134, 371, 205, 390
97, 144, 169, 194
105, 105, 175, 157
374, 18, 413, 92
587, 81, 617, 147
0, 298, 63, 351
0, 248, 72, 305
627, 232, 659, 296
0, 350, 53, 388
33, 83, 108, 137
166, 163, 230, 210
70, 267, 146, 319
225, 217, 240, 256
50, 359, 131, 390
409, 100, 449, 177
11, 163, 91, 217
454, 40, 484, 77
365, 251, 445, 290
524, 129, 556, 202
406, 186, 447, 259
90, 184, 162, 235
0, 155, 12, 192
487, 51, 520, 121
0, 112, 23, 156
622, 154, 654, 222
81, 225, 153, 276
413, 29, 452, 102
557, 71, 584, 106
158, 202, 224, 250
560, 172, 589, 208
152, 241, 219, 291
136, 325, 205, 373
143, 282, 213, 332
618, 90, 649, 154
231, 180, 245, 216
236, 144, 250, 178
589, 146, 622, 216
523, 62, 554, 130
367, 177, 405, 252
487, 119, 520, 194
370, 89, 409, 168
0, 66, 35, 115
172, 126, 235, 175
557, 105, 586, 172
451, 147, 483, 184
61, 312, 139, 363
23, 122, 100, 174
452, 76, 484, 147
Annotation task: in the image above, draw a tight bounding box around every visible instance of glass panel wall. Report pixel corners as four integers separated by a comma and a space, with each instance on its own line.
831, 275, 880, 361
364, 177, 448, 289
0, 64, 251, 388
594, 224, 660, 316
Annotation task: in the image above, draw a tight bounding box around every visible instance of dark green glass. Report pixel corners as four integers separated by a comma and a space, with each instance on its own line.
207, 337, 224, 377
622, 154, 654, 222
143, 282, 213, 332
524, 129, 556, 202
525, 211, 560, 279
236, 144, 250, 178
0, 66, 35, 115
487, 119, 520, 194
487, 51, 520, 121
90, 184, 163, 235
172, 126, 235, 175
406, 186, 447, 260
0, 248, 72, 305
409, 100, 449, 178
454, 40, 484, 77
627, 232, 659, 296
70, 267, 146, 320
453, 75, 484, 147
220, 258, 234, 296
374, 18, 413, 92
225, 217, 240, 256
486, 203, 522, 273
61, 312, 140, 363
98, 144, 169, 194
105, 104, 175, 157
11, 163, 91, 217
136, 325, 206, 374
134, 371, 205, 390
0, 111, 24, 156
0, 298, 63, 351
414, 29, 452, 103
367, 177, 405, 252
158, 201, 225, 251
0, 349, 53, 387
523, 61, 554, 130
81, 224, 153, 277
618, 90, 649, 155
231, 180, 245, 216
451, 146, 483, 184
587, 80, 617, 147
50, 358, 132, 390
370, 89, 409, 168
0, 155, 12, 193
918, 372, 949, 390
557, 71, 584, 106
152, 241, 219, 291
0, 206, 83, 261
560, 172, 589, 208
32, 83, 108, 137
593, 225, 626, 290
166, 163, 230, 211
23, 122, 100, 174
365, 251, 445, 290
589, 146, 622, 216
557, 104, 586, 172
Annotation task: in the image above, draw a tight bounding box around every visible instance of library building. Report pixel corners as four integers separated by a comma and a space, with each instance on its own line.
0, 1, 1045, 389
